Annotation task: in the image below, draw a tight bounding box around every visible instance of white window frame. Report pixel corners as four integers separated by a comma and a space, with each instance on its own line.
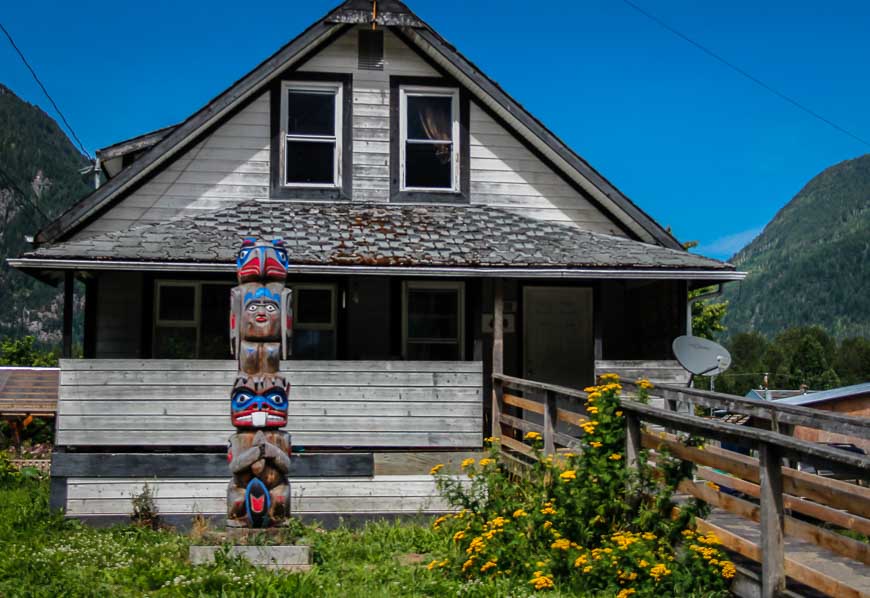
291, 283, 338, 358
401, 281, 465, 360
153, 280, 233, 358
280, 81, 343, 189
399, 85, 460, 192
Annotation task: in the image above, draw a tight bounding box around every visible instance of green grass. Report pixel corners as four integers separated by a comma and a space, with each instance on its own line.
0, 479, 547, 598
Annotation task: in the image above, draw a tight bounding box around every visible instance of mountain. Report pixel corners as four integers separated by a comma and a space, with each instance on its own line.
0, 83, 92, 345
722, 154, 870, 340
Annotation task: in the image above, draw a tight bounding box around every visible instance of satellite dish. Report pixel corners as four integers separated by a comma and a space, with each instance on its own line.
672, 335, 732, 376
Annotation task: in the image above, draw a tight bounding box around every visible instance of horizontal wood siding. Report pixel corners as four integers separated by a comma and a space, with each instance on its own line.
299, 27, 438, 202
73, 94, 271, 238
95, 272, 143, 358
469, 104, 625, 235
65, 475, 459, 516
56, 359, 483, 448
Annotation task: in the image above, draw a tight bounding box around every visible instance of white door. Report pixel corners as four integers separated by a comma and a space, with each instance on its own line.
523, 287, 594, 389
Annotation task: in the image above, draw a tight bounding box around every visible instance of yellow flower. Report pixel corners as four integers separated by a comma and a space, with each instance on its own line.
583, 565, 593, 573
589, 441, 602, 448
705, 481, 720, 491
584, 386, 599, 393
524, 431, 542, 441
427, 559, 439, 570
529, 571, 555, 590
721, 561, 736, 579
513, 508, 527, 518
609, 453, 623, 461
600, 373, 620, 383
460, 458, 476, 469
452, 530, 466, 542
562, 452, 576, 457
432, 515, 448, 529
543, 521, 553, 529
466, 536, 486, 554
681, 529, 695, 537
540, 506, 557, 515
551, 538, 570, 551
615, 410, 623, 417
637, 378, 654, 390
479, 458, 495, 467
559, 469, 577, 481
484, 436, 500, 444
639, 559, 649, 568
586, 405, 599, 414
490, 516, 507, 528
429, 463, 444, 475
642, 532, 656, 541
617, 589, 637, 598
649, 563, 672, 581
462, 557, 476, 572
480, 559, 497, 573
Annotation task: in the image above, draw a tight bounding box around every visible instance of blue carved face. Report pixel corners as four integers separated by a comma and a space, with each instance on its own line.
236, 238, 289, 283
231, 374, 289, 428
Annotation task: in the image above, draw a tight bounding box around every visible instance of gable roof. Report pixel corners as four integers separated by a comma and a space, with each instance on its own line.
18, 201, 738, 279
34, 0, 684, 250
772, 383, 870, 407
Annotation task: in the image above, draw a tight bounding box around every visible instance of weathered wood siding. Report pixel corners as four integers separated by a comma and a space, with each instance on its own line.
56, 359, 483, 448
297, 27, 438, 202
74, 26, 626, 236
64, 475, 456, 517
74, 94, 271, 238
95, 272, 143, 358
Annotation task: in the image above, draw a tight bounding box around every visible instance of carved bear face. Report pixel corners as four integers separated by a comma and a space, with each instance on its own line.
236, 238, 290, 283
231, 374, 290, 428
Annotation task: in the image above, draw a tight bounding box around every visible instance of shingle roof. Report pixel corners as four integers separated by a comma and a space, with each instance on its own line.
23, 201, 733, 271
772, 383, 870, 407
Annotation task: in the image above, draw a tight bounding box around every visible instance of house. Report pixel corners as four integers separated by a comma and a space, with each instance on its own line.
8, 0, 742, 525
765, 383, 870, 452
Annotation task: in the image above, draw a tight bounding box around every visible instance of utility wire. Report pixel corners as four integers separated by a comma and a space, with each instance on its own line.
620, 0, 870, 149
0, 22, 93, 159
0, 165, 49, 226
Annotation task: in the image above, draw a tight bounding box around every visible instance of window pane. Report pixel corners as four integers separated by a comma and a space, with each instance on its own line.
286, 140, 335, 184
158, 286, 195, 321
408, 289, 458, 340
154, 327, 196, 358
297, 289, 333, 325
199, 284, 231, 359
406, 95, 452, 141
407, 342, 460, 361
293, 330, 336, 359
287, 91, 335, 136
405, 142, 452, 189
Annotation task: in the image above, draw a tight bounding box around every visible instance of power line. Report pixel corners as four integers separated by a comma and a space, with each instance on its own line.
0, 164, 49, 224
620, 0, 870, 149
0, 22, 93, 159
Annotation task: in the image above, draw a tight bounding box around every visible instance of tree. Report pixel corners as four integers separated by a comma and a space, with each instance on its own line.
0, 336, 58, 367
690, 287, 728, 341
835, 337, 870, 386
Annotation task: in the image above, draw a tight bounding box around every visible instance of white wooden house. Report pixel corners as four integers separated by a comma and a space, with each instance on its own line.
10, 0, 742, 526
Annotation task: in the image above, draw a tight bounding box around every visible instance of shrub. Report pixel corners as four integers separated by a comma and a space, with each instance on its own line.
429, 375, 735, 596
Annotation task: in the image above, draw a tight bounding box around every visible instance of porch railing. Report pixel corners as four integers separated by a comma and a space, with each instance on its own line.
492, 373, 870, 598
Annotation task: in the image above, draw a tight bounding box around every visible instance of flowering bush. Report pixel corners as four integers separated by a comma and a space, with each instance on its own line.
429, 374, 735, 595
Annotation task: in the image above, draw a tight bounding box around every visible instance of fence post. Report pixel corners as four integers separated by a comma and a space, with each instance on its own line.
543, 389, 556, 456
492, 377, 503, 440
759, 442, 786, 598
625, 412, 641, 470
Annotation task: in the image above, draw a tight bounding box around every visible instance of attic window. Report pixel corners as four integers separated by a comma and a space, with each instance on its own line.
280, 81, 343, 187
358, 30, 384, 71
399, 86, 460, 191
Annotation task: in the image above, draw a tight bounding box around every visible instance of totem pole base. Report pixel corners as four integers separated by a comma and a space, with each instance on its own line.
189, 544, 311, 572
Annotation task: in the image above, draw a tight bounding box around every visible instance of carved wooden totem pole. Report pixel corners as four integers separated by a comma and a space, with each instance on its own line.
226, 238, 293, 528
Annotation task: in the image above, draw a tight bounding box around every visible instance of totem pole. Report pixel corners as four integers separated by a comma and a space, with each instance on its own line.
226, 238, 293, 528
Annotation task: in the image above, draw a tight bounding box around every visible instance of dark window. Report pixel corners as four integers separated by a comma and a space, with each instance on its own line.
404, 95, 454, 189
199, 284, 232, 359
283, 86, 340, 186
292, 286, 337, 359
158, 286, 195, 321
405, 284, 463, 360
153, 281, 232, 359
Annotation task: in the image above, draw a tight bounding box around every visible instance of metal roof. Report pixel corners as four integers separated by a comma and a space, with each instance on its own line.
772, 383, 870, 407
19, 201, 736, 273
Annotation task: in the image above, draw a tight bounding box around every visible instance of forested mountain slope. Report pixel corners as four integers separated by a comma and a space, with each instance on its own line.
723, 154, 870, 339
0, 84, 91, 344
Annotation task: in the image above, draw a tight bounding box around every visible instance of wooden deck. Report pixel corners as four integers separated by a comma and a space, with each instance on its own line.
0, 366, 58, 416
492, 373, 870, 598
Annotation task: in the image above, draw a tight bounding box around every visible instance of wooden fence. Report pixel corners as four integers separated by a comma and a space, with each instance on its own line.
492, 373, 870, 598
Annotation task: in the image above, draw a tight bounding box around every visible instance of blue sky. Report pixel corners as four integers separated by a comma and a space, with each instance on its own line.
2, 1, 868, 259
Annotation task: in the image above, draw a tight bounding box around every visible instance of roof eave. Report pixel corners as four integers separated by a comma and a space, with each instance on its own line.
8, 257, 746, 281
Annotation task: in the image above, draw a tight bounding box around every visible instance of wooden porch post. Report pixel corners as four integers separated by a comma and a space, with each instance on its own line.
759, 442, 786, 597
491, 279, 504, 439
62, 271, 74, 359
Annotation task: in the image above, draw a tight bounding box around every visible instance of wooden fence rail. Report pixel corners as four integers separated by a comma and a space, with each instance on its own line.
492, 373, 870, 598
